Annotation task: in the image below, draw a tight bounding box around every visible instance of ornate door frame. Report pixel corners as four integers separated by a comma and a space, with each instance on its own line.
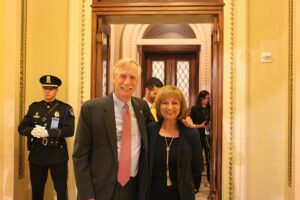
91, 1, 224, 199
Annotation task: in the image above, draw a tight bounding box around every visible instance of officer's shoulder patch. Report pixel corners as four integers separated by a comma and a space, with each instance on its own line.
57, 100, 70, 107
56, 99, 64, 105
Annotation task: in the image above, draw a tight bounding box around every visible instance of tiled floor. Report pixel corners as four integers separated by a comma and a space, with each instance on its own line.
196, 176, 210, 200
196, 183, 209, 200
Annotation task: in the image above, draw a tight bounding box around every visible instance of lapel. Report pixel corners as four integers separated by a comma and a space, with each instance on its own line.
103, 94, 118, 161
176, 121, 184, 178
131, 97, 148, 150
149, 122, 161, 174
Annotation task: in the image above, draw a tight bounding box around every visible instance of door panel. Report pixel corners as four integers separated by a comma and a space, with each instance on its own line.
91, 17, 111, 98
144, 52, 198, 107
210, 16, 222, 200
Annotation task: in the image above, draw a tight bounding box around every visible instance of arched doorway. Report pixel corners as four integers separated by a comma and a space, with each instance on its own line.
122, 23, 212, 108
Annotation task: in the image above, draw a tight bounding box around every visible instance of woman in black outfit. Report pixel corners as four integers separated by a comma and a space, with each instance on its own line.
147, 85, 202, 200
190, 90, 211, 189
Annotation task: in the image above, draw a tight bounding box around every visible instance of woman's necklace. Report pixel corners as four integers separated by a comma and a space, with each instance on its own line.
164, 136, 174, 186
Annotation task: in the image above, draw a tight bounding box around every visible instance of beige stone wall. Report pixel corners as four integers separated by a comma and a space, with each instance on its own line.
247, 0, 289, 199
0, 0, 21, 199
222, 0, 298, 199
0, 2, 5, 198
26, 0, 69, 104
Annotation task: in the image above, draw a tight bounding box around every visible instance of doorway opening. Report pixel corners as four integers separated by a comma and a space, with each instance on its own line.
91, 2, 224, 199
140, 45, 199, 107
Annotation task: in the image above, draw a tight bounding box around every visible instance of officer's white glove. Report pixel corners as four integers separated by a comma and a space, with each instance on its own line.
35, 125, 49, 138
39, 128, 49, 138
31, 127, 41, 138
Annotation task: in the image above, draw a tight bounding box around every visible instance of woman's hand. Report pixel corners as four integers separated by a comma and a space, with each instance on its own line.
181, 116, 195, 128
199, 121, 208, 128
181, 116, 208, 129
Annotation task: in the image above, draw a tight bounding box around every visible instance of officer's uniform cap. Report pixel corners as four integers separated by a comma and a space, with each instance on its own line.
40, 75, 62, 87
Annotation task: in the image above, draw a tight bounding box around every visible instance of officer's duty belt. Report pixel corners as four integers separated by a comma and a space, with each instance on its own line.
42, 138, 48, 146
35, 138, 63, 148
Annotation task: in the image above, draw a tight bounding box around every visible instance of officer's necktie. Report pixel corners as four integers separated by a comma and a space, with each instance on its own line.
150, 104, 158, 122
117, 103, 131, 187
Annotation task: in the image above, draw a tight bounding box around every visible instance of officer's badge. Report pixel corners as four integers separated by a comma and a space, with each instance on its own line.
33, 112, 40, 118
54, 111, 60, 118
69, 108, 74, 117
46, 75, 51, 83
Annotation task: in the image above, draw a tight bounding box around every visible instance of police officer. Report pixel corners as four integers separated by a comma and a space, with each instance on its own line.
18, 75, 75, 200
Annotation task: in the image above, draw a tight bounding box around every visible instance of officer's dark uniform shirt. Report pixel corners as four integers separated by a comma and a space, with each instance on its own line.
18, 99, 75, 165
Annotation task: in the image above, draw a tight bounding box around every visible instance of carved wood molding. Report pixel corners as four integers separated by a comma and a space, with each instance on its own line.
92, 1, 224, 7
92, 2, 224, 14
80, 0, 87, 105
228, 0, 236, 198
288, 0, 294, 188
19, 0, 28, 179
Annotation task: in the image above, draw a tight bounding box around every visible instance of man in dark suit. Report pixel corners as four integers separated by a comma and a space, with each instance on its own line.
18, 75, 75, 200
73, 58, 153, 200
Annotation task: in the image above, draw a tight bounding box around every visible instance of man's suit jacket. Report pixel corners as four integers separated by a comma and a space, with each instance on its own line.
147, 120, 203, 200
73, 94, 151, 200
140, 99, 156, 122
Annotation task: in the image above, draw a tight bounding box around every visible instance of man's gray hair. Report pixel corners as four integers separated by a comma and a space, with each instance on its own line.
113, 58, 142, 78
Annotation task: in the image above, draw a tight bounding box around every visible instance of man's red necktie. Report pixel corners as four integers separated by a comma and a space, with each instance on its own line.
117, 103, 131, 186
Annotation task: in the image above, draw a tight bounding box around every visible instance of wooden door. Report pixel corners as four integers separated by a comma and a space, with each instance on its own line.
91, 16, 111, 98
209, 16, 222, 200
143, 52, 198, 107
140, 45, 199, 107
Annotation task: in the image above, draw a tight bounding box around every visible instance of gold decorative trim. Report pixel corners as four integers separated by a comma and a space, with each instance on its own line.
228, 0, 236, 198
129, 25, 137, 58
80, 0, 87, 105
199, 24, 210, 89
287, 0, 294, 188
18, 0, 28, 179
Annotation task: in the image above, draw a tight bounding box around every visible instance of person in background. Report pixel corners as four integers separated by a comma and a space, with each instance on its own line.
18, 75, 75, 200
73, 58, 152, 200
143, 77, 164, 122
147, 85, 203, 200
190, 90, 211, 189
